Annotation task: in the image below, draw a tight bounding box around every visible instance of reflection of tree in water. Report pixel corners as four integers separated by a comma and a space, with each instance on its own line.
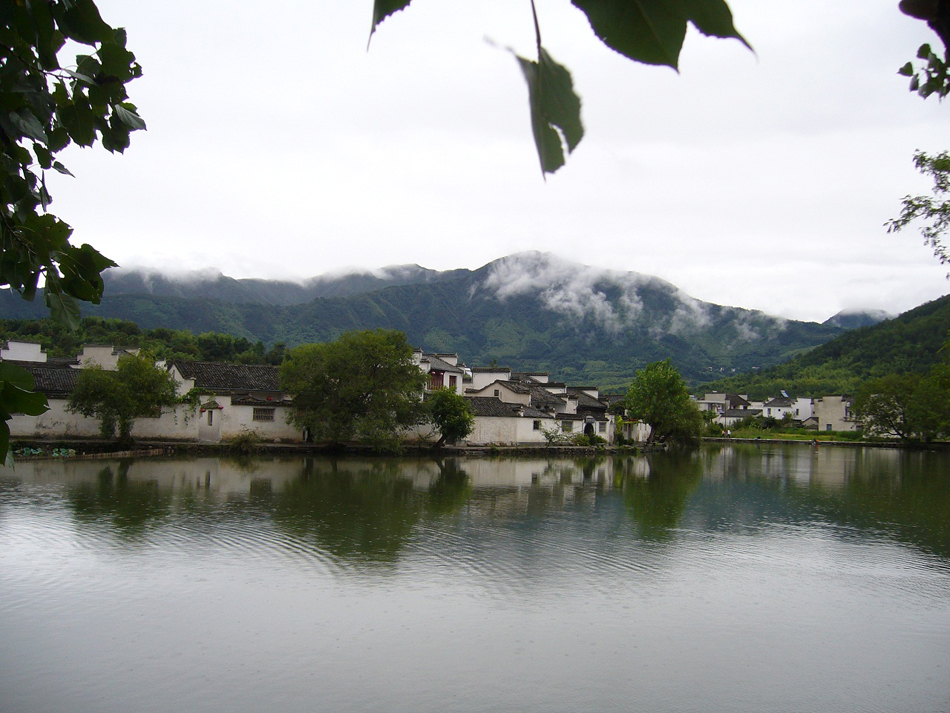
425, 459, 472, 516
66, 462, 172, 538
272, 459, 423, 565
697, 444, 950, 561
621, 451, 704, 540
792, 449, 950, 560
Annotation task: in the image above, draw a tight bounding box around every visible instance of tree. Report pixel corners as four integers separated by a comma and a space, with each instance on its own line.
624, 359, 702, 445
427, 387, 474, 447
887, 151, 950, 274
280, 329, 428, 449
853, 366, 950, 440
1, 0, 144, 462
68, 353, 179, 443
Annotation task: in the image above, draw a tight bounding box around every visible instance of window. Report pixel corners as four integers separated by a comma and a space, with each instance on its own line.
826, 424, 832, 431
533, 420, 541, 431
562, 421, 573, 432
493, 389, 499, 397
449, 375, 457, 388
207, 410, 213, 426
253, 408, 275, 422
598, 421, 606, 433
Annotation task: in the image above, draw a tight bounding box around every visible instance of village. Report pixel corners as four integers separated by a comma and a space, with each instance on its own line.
1, 339, 857, 447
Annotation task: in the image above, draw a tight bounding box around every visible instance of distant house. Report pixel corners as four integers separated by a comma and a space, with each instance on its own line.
166, 361, 300, 443
761, 396, 813, 422
77, 344, 140, 371
697, 392, 751, 415
813, 396, 857, 432
465, 372, 614, 443
461, 397, 554, 445
415, 350, 466, 394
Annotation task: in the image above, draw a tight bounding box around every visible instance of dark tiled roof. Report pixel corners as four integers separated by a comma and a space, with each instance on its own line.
723, 408, 762, 418
570, 391, 607, 411
471, 366, 511, 373
763, 397, 795, 407
170, 361, 281, 392
468, 397, 523, 417
528, 386, 565, 411
7, 361, 79, 398
421, 354, 464, 374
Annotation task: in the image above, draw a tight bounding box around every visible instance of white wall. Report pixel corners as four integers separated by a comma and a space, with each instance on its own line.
467, 416, 554, 445
1, 341, 46, 362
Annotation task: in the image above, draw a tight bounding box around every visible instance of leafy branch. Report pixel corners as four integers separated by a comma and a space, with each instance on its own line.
368, 0, 749, 175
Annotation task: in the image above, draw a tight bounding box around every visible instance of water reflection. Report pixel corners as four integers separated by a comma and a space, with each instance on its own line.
2, 445, 949, 563
2, 445, 950, 713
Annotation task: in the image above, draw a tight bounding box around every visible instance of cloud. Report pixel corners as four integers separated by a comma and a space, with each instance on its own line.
481, 252, 658, 332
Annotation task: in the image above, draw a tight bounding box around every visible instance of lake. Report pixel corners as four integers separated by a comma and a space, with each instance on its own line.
1, 444, 949, 713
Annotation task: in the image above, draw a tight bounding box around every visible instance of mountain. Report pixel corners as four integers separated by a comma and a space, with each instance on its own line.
100, 264, 462, 305
822, 309, 891, 330
0, 253, 848, 390
706, 293, 950, 398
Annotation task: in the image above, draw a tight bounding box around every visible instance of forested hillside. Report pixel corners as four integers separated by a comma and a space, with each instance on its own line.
706, 294, 950, 398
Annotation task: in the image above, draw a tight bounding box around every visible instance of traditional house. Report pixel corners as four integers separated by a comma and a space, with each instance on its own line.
414, 350, 466, 394
465, 397, 556, 445
813, 396, 857, 432
166, 361, 300, 443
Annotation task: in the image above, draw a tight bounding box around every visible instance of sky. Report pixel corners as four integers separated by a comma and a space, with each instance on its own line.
42, 0, 950, 323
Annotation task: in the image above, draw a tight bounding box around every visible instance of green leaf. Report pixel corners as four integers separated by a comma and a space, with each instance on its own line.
369, 0, 413, 42
63, 69, 96, 85
571, 0, 748, 69
114, 103, 146, 131
0, 421, 12, 470
53, 0, 112, 45
0, 363, 49, 417
571, 0, 687, 68
669, 0, 750, 48
0, 362, 36, 392
899, 62, 915, 77
46, 290, 82, 330
8, 109, 49, 143
51, 161, 74, 177
517, 48, 584, 175
57, 100, 97, 146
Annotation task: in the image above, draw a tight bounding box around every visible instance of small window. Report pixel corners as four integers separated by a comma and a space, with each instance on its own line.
562, 421, 573, 432
207, 410, 213, 426
825, 424, 832, 431
533, 420, 541, 431
598, 422, 606, 433
493, 389, 499, 397
253, 408, 275, 422
449, 375, 457, 388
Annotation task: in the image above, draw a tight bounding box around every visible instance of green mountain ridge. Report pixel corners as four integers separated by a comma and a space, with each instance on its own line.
0, 253, 852, 390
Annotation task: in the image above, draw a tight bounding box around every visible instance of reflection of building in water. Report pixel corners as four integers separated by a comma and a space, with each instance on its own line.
696, 443, 905, 492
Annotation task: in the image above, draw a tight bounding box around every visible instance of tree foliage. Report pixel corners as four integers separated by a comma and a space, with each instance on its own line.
67, 352, 179, 442
280, 329, 428, 449
427, 387, 474, 447
624, 359, 702, 445
887, 150, 950, 273
0, 0, 143, 463
1, 0, 143, 324
853, 365, 950, 441
369, 0, 748, 175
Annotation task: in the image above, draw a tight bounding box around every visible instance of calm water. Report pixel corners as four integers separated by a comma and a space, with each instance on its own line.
1, 444, 949, 713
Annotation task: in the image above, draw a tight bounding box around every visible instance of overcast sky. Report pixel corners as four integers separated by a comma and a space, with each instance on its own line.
44, 0, 949, 323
